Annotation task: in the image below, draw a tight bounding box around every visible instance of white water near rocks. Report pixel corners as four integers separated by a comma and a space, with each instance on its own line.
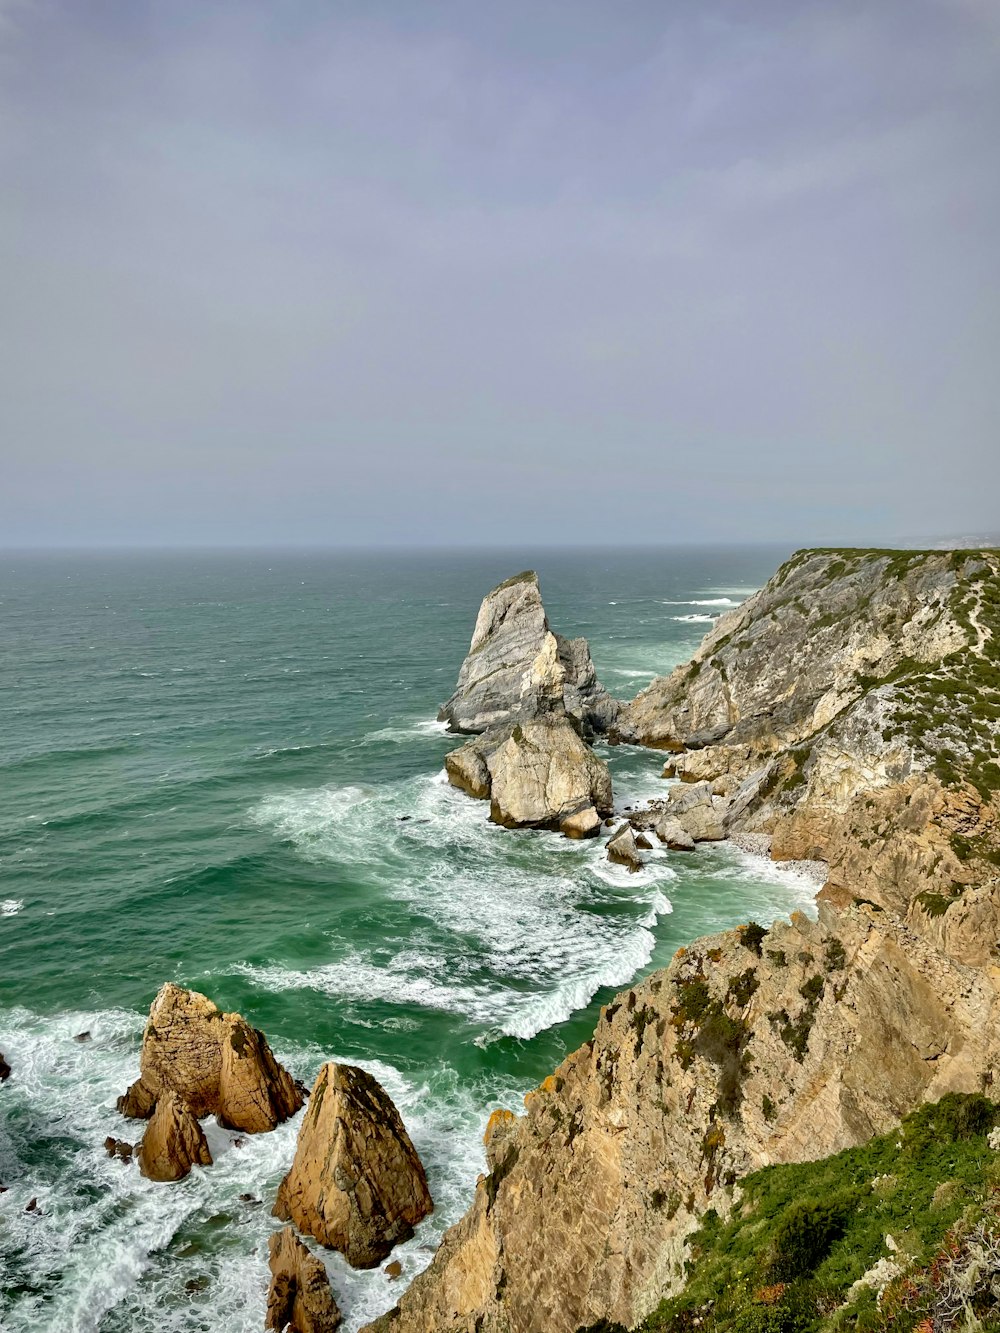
0, 545, 809, 1332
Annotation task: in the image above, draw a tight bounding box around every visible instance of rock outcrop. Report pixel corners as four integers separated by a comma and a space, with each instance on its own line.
117, 983, 302, 1134
364, 901, 1000, 1333
438, 571, 618, 738
446, 715, 613, 836
267, 1226, 342, 1333
361, 547, 1000, 1333
274, 1062, 433, 1269
136, 1090, 213, 1182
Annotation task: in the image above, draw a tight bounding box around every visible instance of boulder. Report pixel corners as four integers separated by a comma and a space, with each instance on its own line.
560, 807, 603, 839
274, 1062, 433, 1268
606, 825, 644, 873
267, 1226, 342, 1333
438, 571, 618, 737
487, 717, 613, 833
663, 781, 726, 842
654, 817, 696, 851
117, 984, 302, 1134
137, 1090, 212, 1182
0, 1051, 10, 1081
103, 1136, 134, 1163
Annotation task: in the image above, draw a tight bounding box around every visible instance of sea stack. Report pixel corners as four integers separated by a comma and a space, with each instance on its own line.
438, 570, 619, 738
274, 1062, 433, 1268
441, 572, 618, 835
136, 1090, 213, 1182
118, 983, 302, 1134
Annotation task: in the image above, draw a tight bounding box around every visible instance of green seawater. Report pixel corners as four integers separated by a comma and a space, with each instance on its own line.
0, 546, 814, 1332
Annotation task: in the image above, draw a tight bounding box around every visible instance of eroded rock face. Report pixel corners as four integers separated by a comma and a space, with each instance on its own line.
137, 1090, 212, 1182
274, 1062, 433, 1269
363, 902, 1000, 1333
438, 571, 618, 737
117, 984, 302, 1133
446, 715, 613, 836
267, 1226, 342, 1333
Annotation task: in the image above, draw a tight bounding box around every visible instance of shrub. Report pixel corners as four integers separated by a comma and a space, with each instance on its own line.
766, 1193, 856, 1281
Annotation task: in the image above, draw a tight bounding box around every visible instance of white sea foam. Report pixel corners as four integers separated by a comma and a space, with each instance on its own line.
671, 614, 716, 623
248, 772, 674, 1043
2, 898, 24, 916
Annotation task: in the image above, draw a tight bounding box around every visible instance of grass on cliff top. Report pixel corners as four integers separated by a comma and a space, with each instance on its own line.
603, 1093, 1000, 1333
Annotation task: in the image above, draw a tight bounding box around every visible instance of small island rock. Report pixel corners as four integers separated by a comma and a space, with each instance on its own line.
274, 1062, 433, 1269
606, 825, 644, 873
118, 983, 302, 1134
267, 1226, 342, 1333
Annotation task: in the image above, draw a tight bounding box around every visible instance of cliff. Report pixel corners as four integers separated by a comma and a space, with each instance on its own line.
363, 548, 1000, 1333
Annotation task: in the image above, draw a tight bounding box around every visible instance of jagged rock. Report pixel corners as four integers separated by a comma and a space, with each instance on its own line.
654, 817, 695, 851
438, 571, 618, 737
267, 1226, 342, 1333
634, 833, 653, 851
117, 984, 302, 1133
274, 1062, 433, 1268
74, 1031, 91, 1043
447, 716, 613, 837
103, 1136, 134, 1163
0, 1051, 10, 1081
606, 825, 644, 872
137, 1090, 212, 1182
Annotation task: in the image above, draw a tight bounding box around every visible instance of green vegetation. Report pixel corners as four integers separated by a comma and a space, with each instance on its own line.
633, 1093, 1000, 1333
670, 965, 753, 1121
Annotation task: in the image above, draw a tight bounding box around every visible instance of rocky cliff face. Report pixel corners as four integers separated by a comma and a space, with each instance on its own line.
439, 571, 619, 738
363, 548, 1000, 1333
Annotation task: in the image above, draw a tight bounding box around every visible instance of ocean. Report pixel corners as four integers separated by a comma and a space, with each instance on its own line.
0, 545, 819, 1333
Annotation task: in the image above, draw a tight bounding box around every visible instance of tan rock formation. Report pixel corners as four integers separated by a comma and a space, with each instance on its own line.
364, 901, 1000, 1333
117, 983, 302, 1134
445, 715, 613, 837
274, 1062, 433, 1269
267, 1226, 342, 1333
137, 1090, 212, 1182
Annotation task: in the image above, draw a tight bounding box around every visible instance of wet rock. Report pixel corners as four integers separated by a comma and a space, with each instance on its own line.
267, 1226, 342, 1332
634, 833, 653, 851
118, 983, 302, 1134
385, 1260, 403, 1280
274, 1062, 433, 1269
25, 1197, 38, 1213
74, 1031, 91, 1043
606, 825, 644, 873
0, 1051, 10, 1081
137, 1090, 213, 1182
104, 1136, 134, 1163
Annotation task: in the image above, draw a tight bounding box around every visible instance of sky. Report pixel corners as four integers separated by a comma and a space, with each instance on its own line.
1, 0, 998, 548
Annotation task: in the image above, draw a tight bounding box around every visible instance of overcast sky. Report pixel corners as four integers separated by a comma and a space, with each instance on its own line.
1, 0, 998, 547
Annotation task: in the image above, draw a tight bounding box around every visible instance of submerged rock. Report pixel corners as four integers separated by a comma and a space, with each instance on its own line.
0, 1051, 10, 1081
274, 1062, 433, 1268
103, 1136, 134, 1163
438, 571, 618, 737
117, 983, 302, 1133
267, 1226, 342, 1333
137, 1090, 212, 1182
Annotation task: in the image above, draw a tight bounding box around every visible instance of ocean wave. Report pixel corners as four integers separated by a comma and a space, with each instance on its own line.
2, 898, 24, 916
661, 597, 739, 607
671, 614, 716, 623
358, 718, 450, 745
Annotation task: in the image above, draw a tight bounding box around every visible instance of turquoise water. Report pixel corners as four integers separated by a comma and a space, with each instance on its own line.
0, 546, 814, 1332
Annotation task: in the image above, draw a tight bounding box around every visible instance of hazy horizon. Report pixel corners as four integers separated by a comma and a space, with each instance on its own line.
2, 1, 998, 548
